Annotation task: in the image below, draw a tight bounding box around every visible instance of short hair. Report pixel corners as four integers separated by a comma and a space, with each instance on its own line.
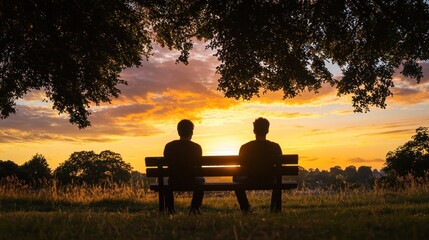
253, 117, 269, 135
177, 119, 194, 137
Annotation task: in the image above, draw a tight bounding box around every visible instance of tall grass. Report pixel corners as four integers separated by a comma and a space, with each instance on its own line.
0, 177, 149, 201
1, 177, 429, 239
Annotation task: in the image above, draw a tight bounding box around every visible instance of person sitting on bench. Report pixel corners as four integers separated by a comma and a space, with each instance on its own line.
234, 117, 282, 213
164, 119, 205, 214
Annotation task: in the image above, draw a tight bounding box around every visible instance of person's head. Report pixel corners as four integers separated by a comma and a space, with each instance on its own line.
253, 117, 269, 136
177, 119, 194, 139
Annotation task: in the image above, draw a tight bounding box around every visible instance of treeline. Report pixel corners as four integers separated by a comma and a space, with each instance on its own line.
0, 150, 147, 188
290, 166, 381, 190
0, 154, 52, 187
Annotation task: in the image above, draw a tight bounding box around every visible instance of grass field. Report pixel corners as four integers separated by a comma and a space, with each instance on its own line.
1, 180, 429, 240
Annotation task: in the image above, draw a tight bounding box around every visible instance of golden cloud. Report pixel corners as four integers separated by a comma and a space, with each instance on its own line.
389, 62, 429, 105
347, 157, 385, 164
390, 85, 429, 105
0, 45, 235, 143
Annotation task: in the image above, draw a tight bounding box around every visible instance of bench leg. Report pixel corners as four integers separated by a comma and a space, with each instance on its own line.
271, 189, 282, 212
159, 191, 165, 212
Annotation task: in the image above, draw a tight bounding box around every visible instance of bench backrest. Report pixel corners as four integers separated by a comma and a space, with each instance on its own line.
145, 154, 298, 178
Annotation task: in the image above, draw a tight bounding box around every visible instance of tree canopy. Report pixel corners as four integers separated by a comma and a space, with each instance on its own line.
0, 154, 51, 185
2, 0, 429, 127
1, 0, 151, 128
21, 153, 52, 184
383, 127, 429, 178
296, 165, 376, 189
54, 150, 132, 185
0, 160, 23, 179
146, 0, 429, 111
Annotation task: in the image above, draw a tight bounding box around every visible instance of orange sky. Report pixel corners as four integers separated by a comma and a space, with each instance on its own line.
1, 42, 429, 172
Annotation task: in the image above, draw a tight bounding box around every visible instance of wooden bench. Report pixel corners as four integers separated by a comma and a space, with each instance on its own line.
145, 154, 299, 212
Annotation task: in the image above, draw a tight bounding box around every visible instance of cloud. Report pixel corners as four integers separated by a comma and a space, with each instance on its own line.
390, 85, 429, 105
301, 156, 319, 162
358, 128, 415, 138
117, 44, 220, 102
340, 123, 417, 142
0, 45, 235, 143
247, 108, 320, 119
0, 105, 161, 143
331, 109, 353, 115
348, 157, 385, 164
245, 83, 340, 107
22, 90, 47, 101
301, 128, 333, 137
389, 62, 429, 105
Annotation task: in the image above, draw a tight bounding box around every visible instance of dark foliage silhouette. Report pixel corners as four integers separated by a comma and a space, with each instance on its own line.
146, 0, 429, 112
0, 160, 24, 179
20, 154, 52, 185
295, 165, 377, 190
54, 150, 132, 185
2, 1, 428, 127
383, 127, 429, 179
1, 0, 151, 128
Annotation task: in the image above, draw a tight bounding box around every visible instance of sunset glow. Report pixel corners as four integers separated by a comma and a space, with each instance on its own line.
1, 43, 428, 172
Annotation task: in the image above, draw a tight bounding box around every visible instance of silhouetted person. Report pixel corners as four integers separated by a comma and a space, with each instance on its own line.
164, 119, 204, 214
234, 117, 282, 213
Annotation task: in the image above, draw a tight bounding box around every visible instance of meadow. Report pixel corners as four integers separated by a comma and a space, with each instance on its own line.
1, 179, 429, 240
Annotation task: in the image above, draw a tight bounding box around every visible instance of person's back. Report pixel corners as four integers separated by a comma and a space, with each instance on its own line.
239, 140, 282, 182
164, 139, 202, 185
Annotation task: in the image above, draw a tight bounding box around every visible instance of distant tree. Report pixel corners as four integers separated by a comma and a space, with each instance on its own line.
1, 0, 151, 128
383, 127, 429, 178
295, 165, 379, 190
306, 169, 331, 189
329, 166, 345, 188
357, 166, 374, 187
0, 160, 23, 179
344, 166, 358, 184
54, 150, 132, 185
20, 154, 52, 185
372, 169, 382, 179
146, 0, 429, 112
330, 166, 343, 176
294, 166, 309, 187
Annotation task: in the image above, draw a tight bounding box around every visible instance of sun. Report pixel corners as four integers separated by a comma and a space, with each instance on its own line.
203, 138, 242, 156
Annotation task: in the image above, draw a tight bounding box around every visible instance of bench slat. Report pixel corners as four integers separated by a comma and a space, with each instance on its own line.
145, 154, 298, 167
146, 166, 298, 177
149, 181, 298, 191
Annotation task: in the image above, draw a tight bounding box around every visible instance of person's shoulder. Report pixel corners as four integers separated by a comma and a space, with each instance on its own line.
241, 140, 256, 148
189, 141, 202, 148
165, 140, 181, 148
267, 140, 281, 149
166, 140, 180, 145
266, 140, 280, 146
